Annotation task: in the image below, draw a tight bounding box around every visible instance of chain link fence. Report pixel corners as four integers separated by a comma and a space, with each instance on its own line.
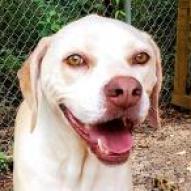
0, 0, 178, 128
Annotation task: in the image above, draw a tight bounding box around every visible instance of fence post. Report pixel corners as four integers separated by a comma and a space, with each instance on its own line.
172, 0, 191, 109
125, 0, 131, 24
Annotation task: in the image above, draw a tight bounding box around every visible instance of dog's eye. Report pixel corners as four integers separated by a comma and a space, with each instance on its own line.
133, 52, 150, 65
66, 54, 85, 66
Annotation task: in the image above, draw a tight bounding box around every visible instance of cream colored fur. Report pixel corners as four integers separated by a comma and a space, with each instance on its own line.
14, 15, 162, 191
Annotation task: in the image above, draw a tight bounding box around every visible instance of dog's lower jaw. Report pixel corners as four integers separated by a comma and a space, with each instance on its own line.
14, 99, 133, 191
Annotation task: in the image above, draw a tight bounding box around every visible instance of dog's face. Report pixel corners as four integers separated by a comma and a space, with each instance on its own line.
18, 15, 162, 164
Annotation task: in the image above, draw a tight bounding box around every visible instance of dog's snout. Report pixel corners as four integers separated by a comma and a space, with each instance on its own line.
104, 76, 142, 108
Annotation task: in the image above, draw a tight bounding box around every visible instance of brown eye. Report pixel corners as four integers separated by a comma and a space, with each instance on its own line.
66, 54, 85, 66
133, 52, 150, 65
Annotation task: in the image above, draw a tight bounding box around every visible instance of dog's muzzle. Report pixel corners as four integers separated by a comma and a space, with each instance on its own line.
59, 76, 142, 164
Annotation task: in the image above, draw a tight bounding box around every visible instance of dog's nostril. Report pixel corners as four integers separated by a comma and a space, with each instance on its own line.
114, 89, 124, 96
107, 88, 124, 97
132, 88, 142, 97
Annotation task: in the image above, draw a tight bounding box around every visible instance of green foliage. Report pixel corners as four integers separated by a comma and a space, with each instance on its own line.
0, 152, 9, 172
0, 0, 107, 53
0, 0, 126, 72
0, 49, 25, 73
0, 49, 23, 109
112, 0, 126, 20
0, 0, 63, 53
33, 0, 64, 37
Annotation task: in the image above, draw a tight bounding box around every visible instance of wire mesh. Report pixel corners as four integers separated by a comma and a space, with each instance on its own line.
0, 0, 178, 128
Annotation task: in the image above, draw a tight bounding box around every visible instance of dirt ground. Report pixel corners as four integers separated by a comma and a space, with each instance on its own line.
132, 107, 191, 191
0, 107, 190, 191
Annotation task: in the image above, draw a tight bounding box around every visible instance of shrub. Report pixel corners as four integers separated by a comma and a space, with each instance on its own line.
0, 0, 127, 53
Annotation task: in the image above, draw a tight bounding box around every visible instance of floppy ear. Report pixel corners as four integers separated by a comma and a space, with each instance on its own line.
17, 37, 51, 132
147, 39, 162, 128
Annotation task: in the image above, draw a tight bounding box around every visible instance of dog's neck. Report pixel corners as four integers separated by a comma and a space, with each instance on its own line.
34, 97, 133, 191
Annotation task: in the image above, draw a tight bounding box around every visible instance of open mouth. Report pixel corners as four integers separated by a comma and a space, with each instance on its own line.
59, 104, 134, 164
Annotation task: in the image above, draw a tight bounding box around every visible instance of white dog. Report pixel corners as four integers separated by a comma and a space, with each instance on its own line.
14, 15, 162, 191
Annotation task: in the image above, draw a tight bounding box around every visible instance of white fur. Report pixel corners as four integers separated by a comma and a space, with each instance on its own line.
14, 15, 159, 191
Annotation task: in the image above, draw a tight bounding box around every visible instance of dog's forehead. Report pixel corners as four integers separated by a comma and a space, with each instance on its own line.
52, 15, 151, 51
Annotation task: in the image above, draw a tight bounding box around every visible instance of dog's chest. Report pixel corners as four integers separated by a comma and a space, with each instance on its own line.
58, 154, 133, 191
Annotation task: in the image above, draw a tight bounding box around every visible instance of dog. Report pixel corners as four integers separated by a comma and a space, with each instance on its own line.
14, 15, 162, 191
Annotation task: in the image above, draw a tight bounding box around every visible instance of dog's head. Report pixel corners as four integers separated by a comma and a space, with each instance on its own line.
18, 15, 162, 164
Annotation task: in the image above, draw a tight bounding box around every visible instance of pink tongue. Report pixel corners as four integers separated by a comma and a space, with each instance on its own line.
90, 126, 133, 154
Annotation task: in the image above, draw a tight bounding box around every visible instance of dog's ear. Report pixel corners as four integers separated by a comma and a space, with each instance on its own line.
17, 37, 51, 132
147, 39, 162, 128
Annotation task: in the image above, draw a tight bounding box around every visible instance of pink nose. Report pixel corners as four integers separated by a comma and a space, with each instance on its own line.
104, 76, 142, 109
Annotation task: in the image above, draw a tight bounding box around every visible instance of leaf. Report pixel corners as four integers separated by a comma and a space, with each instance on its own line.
49, 10, 56, 17
0, 152, 6, 160
115, 0, 120, 5
119, 10, 126, 17
175, 150, 186, 155
115, 10, 120, 18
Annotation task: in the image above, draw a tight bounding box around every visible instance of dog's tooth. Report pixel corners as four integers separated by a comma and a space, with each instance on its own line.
98, 139, 109, 154
123, 117, 127, 127
98, 139, 103, 151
